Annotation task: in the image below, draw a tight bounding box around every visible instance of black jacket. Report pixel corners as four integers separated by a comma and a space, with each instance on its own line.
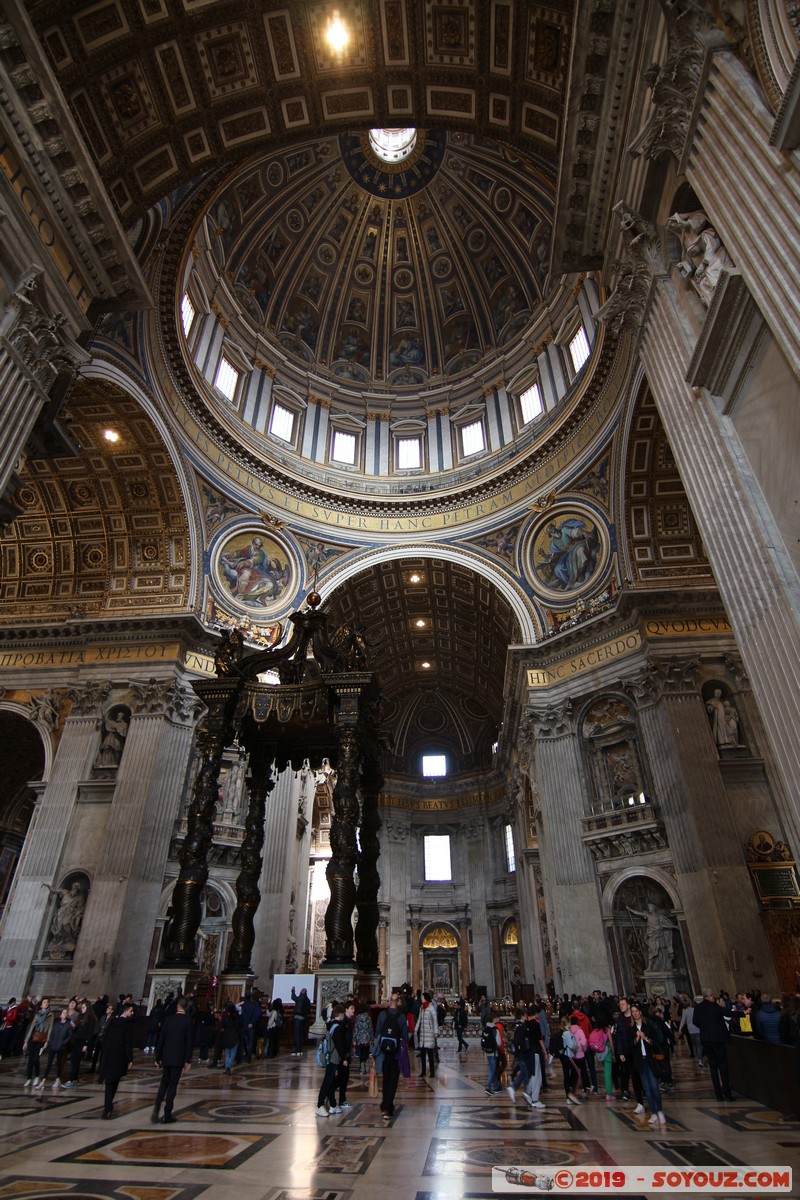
155, 1011, 193, 1067
693, 999, 730, 1046
99, 1015, 134, 1082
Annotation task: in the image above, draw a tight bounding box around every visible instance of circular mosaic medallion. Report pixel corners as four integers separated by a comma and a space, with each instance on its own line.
355, 263, 374, 285
211, 527, 295, 616
433, 257, 452, 278
394, 269, 414, 290
317, 243, 335, 266
266, 161, 284, 188
525, 506, 608, 601
287, 208, 304, 232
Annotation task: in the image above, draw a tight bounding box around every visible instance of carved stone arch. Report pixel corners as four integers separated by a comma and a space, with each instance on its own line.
0, 699, 53, 780
0, 704, 48, 914
601, 869, 690, 997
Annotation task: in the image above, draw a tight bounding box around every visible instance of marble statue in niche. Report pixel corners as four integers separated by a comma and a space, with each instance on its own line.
45, 875, 89, 959
626, 900, 678, 972
667, 210, 734, 307
93, 706, 130, 769
705, 685, 742, 750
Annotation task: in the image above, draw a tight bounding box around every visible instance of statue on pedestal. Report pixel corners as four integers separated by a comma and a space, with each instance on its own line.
626, 901, 678, 972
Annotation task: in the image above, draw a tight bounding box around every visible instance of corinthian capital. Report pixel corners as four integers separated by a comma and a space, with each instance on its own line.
528, 700, 573, 740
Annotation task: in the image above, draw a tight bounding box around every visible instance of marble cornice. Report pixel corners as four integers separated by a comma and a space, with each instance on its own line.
0, 612, 212, 650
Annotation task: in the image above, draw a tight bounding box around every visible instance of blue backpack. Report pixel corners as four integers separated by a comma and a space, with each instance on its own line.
315, 1022, 340, 1067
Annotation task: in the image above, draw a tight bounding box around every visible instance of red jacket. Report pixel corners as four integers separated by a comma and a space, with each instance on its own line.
570, 1010, 592, 1042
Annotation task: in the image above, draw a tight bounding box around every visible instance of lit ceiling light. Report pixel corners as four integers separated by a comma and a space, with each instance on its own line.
103, 429, 120, 443
409, 573, 422, 583
325, 9, 349, 55
415, 619, 426, 628
421, 661, 431, 669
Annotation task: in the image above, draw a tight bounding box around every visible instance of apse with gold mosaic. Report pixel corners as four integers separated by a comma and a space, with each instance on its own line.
199, 130, 553, 389
211, 528, 294, 616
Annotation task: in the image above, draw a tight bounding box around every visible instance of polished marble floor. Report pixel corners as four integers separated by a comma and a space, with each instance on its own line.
0, 1040, 797, 1199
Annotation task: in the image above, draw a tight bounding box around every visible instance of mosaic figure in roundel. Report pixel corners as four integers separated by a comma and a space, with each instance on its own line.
216, 530, 291, 609
532, 513, 602, 593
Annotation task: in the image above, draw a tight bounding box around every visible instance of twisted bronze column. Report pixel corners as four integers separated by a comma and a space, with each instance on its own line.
159, 678, 241, 966
226, 746, 275, 974
355, 757, 383, 971
160, 727, 227, 964
324, 725, 360, 963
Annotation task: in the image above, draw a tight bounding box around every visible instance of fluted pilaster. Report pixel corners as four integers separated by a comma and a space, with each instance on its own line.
529, 700, 612, 991
69, 679, 203, 998
640, 277, 800, 852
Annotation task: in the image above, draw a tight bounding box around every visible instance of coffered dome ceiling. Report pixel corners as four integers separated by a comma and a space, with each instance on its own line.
198, 130, 553, 389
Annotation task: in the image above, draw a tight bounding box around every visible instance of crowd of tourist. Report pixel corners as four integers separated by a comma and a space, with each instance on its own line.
1, 983, 797, 1124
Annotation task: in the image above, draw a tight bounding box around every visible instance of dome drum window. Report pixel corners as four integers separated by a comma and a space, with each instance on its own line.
214, 355, 240, 403
519, 380, 543, 424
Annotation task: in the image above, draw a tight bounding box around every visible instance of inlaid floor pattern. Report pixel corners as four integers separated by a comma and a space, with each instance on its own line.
0, 1043, 796, 1199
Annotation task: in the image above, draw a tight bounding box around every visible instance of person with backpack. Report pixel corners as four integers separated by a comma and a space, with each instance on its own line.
416, 992, 438, 1077
552, 1015, 581, 1105
481, 1012, 503, 1095
315, 1002, 348, 1116
335, 1001, 356, 1110
506, 1008, 530, 1102
588, 1017, 615, 1101
372, 992, 408, 1120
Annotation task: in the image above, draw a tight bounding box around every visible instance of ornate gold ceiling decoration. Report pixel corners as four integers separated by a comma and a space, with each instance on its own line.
623, 388, 713, 586
29, 1, 571, 220
0, 380, 190, 621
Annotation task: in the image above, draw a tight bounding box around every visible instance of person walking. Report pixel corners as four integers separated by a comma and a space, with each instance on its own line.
373, 992, 409, 1120
36, 1007, 73, 1089
152, 998, 193, 1124
454, 999, 469, 1053
22, 997, 53, 1088
416, 992, 438, 1078
629, 1002, 666, 1126
144, 999, 164, 1055
315, 1003, 348, 1116
98, 1002, 135, 1118
694, 988, 734, 1101
336, 1001, 355, 1110
481, 1012, 503, 1095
